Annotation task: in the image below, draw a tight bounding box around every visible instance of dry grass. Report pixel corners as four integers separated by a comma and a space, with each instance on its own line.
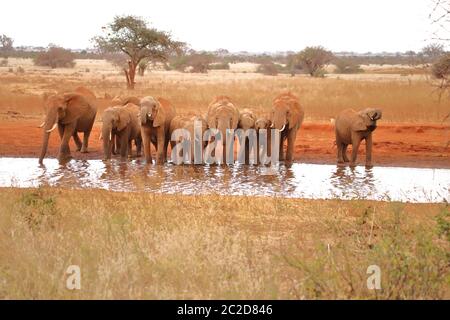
0, 187, 448, 299
0, 58, 448, 123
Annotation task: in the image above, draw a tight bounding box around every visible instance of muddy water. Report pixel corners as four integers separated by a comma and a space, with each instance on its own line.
0, 158, 448, 203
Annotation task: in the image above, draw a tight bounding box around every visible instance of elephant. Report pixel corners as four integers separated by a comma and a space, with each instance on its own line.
255, 117, 272, 163
169, 115, 208, 164
101, 103, 142, 160
237, 109, 257, 164
140, 96, 176, 164
334, 108, 382, 166
38, 92, 97, 164
270, 92, 304, 162
74, 86, 96, 100
205, 96, 240, 162
105, 96, 141, 156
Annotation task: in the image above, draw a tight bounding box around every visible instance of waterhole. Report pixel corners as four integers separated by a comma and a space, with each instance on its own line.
0, 158, 448, 203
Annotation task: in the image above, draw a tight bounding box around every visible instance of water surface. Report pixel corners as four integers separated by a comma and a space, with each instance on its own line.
0, 158, 448, 203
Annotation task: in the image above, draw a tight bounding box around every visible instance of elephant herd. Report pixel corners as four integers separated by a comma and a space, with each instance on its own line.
38, 88, 382, 166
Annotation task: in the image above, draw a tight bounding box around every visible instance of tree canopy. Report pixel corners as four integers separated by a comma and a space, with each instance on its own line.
92, 15, 184, 89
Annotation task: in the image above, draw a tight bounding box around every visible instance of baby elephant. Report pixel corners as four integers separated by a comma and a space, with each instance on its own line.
335, 108, 382, 166
101, 103, 142, 160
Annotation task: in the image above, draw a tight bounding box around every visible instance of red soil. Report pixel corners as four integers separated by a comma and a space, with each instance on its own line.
0, 119, 449, 168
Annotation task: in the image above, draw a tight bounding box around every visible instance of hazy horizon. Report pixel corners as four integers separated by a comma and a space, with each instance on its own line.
0, 0, 445, 53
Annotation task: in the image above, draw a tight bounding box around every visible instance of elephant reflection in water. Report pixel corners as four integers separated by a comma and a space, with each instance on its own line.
330, 166, 376, 199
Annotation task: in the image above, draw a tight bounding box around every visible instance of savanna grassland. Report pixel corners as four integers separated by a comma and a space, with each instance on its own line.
0, 188, 448, 299
0, 58, 449, 167
0, 59, 449, 299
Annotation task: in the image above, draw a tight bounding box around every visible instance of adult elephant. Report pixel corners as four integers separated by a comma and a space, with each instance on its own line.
335, 108, 382, 166
101, 103, 142, 160
140, 96, 176, 164
38, 93, 97, 164
205, 96, 240, 163
270, 92, 304, 162
237, 108, 257, 164
169, 115, 208, 164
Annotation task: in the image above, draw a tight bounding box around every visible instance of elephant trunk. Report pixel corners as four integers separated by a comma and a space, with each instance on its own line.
217, 119, 230, 145
102, 125, 113, 160
140, 106, 149, 126
38, 112, 58, 164
39, 131, 50, 164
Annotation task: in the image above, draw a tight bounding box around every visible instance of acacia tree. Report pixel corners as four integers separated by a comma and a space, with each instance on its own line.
294, 46, 334, 77
0, 34, 14, 58
93, 16, 184, 89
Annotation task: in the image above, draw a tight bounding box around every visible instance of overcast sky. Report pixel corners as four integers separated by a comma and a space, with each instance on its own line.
0, 0, 441, 53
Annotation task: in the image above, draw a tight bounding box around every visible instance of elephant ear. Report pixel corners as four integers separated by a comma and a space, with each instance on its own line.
117, 108, 131, 131
206, 104, 218, 128
287, 100, 303, 129
153, 102, 165, 127
60, 93, 89, 125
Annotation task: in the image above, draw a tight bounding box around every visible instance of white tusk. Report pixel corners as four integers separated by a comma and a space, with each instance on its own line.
99, 132, 103, 140
109, 131, 112, 141
270, 124, 274, 128
46, 123, 57, 133
280, 124, 286, 132
38, 122, 45, 128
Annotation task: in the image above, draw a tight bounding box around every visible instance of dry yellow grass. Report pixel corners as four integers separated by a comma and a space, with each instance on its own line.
0, 58, 448, 123
0, 187, 448, 299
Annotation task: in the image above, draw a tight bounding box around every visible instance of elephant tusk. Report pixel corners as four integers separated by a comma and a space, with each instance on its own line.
99, 132, 103, 140
38, 121, 45, 128
280, 124, 286, 132
46, 123, 57, 133
109, 131, 112, 141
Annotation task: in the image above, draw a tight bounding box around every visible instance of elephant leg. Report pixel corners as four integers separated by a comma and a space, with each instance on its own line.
365, 134, 373, 166
136, 137, 142, 157
245, 138, 250, 164
141, 128, 152, 163
156, 129, 166, 164
80, 130, 91, 153
59, 123, 76, 161
286, 130, 296, 162
73, 132, 82, 152
58, 124, 64, 139
128, 140, 133, 158
163, 137, 170, 162
119, 133, 129, 161
350, 133, 362, 166
279, 136, 285, 161
343, 145, 350, 162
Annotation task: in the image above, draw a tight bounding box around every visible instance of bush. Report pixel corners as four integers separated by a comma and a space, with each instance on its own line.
34, 46, 76, 69
0, 58, 8, 67
334, 58, 364, 74
257, 62, 279, 76
16, 66, 25, 74
294, 46, 334, 77
208, 62, 230, 70
431, 53, 450, 80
